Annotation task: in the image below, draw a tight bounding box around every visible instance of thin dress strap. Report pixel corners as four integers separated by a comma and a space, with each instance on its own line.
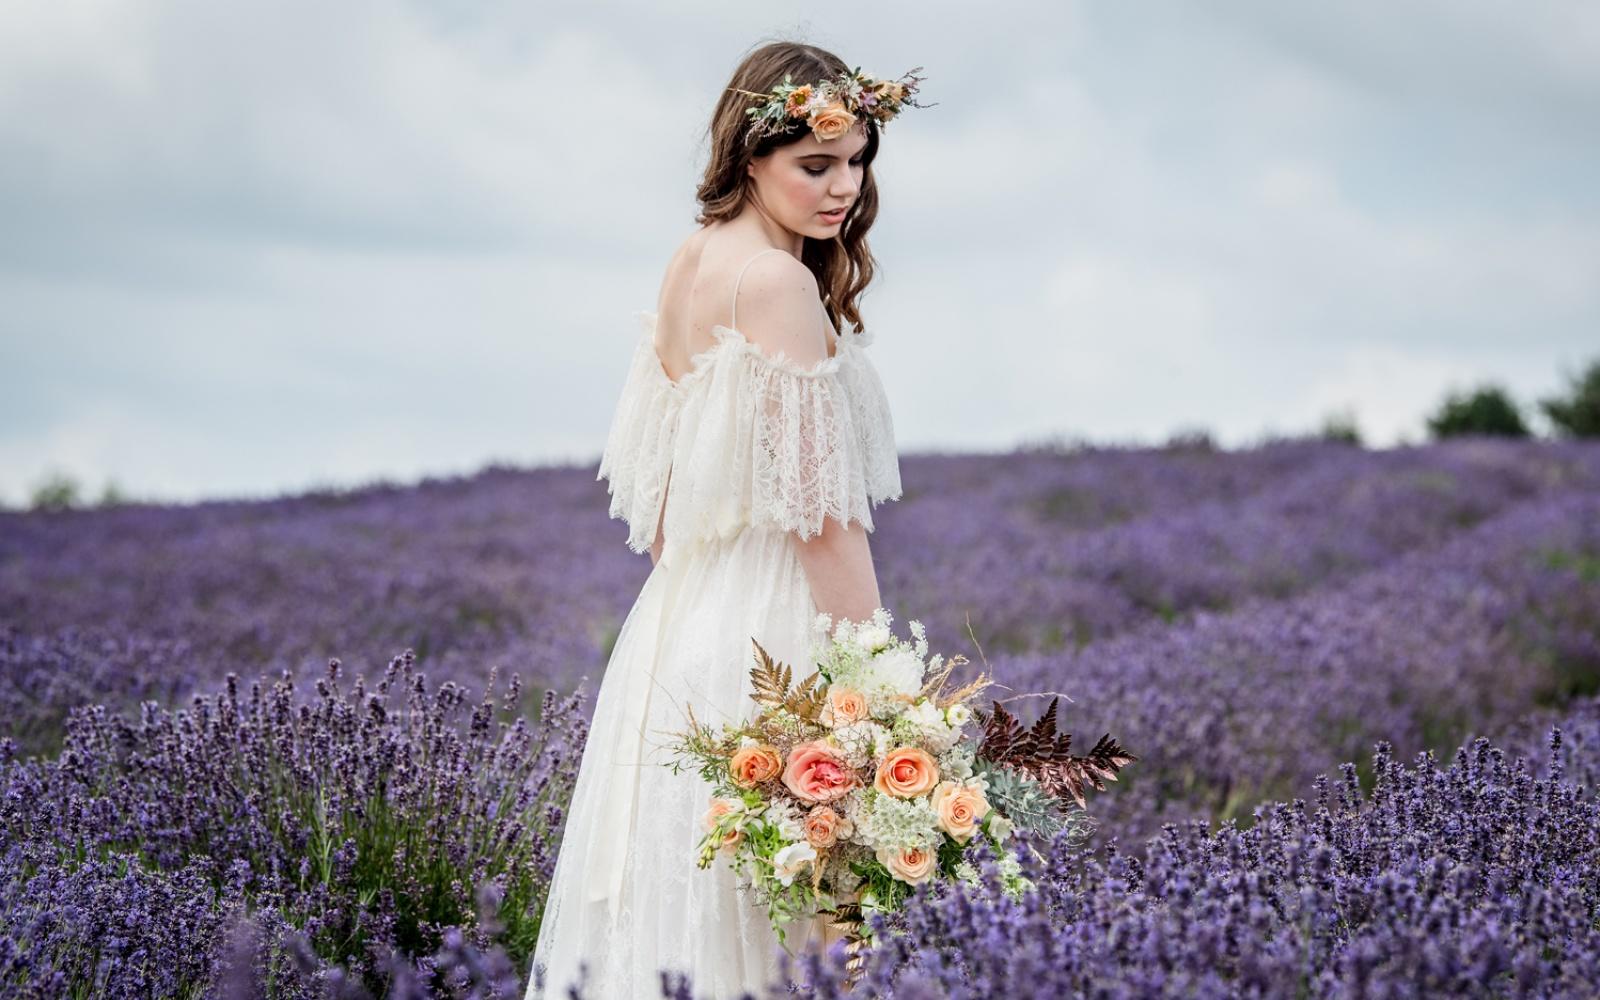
729, 247, 790, 330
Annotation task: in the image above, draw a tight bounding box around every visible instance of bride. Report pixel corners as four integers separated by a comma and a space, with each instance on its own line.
528, 41, 927, 999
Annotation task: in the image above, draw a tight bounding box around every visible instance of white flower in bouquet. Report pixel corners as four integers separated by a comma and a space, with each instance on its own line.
833, 719, 892, 770
988, 811, 1016, 842
762, 798, 806, 842
937, 745, 985, 791
868, 646, 926, 699
772, 841, 817, 887
898, 699, 960, 752
854, 623, 893, 654
945, 702, 972, 728
855, 791, 941, 853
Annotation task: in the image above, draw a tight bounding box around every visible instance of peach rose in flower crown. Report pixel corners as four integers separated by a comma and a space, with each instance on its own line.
929, 779, 991, 843
728, 744, 782, 789
808, 102, 857, 141
873, 746, 940, 799
819, 686, 869, 729
781, 740, 859, 805
876, 843, 937, 885
701, 797, 744, 853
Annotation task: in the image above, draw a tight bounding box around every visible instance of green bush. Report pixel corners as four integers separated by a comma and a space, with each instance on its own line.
1426, 384, 1529, 439
1539, 358, 1600, 438
1318, 409, 1363, 447
27, 470, 82, 511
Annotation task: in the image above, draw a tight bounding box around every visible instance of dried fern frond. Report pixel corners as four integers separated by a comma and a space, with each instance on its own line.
974, 697, 1137, 809
748, 639, 793, 707
784, 669, 828, 724
748, 638, 828, 723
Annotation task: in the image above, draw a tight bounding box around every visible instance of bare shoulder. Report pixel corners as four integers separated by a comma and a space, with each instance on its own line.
731, 250, 829, 366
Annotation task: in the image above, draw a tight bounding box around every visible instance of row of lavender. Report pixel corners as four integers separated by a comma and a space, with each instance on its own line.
6, 671, 1598, 997
3, 438, 1599, 995
5, 439, 1596, 754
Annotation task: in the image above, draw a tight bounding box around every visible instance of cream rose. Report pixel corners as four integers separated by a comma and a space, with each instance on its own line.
876, 843, 937, 885
702, 797, 744, 852
929, 780, 991, 843
873, 746, 940, 799
820, 686, 869, 729
803, 804, 845, 849
728, 744, 782, 789
808, 102, 857, 141
781, 740, 859, 805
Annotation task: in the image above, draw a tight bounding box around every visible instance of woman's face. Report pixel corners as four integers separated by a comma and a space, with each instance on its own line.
746, 120, 869, 238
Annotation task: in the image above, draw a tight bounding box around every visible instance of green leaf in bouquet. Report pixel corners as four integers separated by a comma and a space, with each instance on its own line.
975, 760, 1070, 838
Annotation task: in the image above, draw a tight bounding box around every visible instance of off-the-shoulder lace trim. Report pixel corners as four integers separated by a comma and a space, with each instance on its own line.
596, 309, 901, 554
637, 309, 878, 390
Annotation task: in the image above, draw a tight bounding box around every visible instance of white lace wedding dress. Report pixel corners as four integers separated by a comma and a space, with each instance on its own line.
528, 248, 903, 999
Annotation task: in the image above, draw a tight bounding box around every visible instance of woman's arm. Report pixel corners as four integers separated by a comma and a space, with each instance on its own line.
793, 515, 882, 624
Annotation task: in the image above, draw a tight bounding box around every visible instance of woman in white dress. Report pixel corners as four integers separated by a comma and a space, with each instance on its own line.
528, 42, 928, 999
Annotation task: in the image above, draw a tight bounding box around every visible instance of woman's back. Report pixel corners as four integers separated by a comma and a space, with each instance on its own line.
652, 224, 839, 387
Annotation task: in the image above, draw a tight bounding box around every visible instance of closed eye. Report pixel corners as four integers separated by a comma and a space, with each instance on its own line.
804, 158, 864, 176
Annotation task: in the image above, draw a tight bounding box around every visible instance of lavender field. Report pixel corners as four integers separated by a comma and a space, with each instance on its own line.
4, 437, 1600, 998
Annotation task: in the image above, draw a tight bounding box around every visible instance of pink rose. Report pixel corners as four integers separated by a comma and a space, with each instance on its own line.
781, 740, 859, 805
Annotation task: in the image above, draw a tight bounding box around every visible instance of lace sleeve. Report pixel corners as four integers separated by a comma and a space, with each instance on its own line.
596, 313, 683, 554
664, 332, 902, 546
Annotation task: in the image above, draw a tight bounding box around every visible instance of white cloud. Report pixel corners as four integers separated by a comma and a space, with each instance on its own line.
0, 0, 1596, 504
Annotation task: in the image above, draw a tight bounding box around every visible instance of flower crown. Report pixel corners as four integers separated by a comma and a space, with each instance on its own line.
729, 65, 933, 145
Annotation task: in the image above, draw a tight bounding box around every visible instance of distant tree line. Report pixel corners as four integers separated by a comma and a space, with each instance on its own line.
11, 359, 1600, 513
1426, 357, 1600, 440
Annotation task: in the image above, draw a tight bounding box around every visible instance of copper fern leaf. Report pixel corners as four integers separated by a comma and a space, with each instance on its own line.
974, 697, 1137, 809
748, 639, 827, 724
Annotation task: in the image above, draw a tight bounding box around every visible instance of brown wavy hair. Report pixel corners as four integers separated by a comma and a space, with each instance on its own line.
695, 41, 884, 335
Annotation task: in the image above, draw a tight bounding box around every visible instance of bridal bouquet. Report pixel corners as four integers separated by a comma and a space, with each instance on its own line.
662, 608, 1136, 959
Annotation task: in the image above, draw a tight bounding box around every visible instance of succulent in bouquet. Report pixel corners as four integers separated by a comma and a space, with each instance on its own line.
662, 608, 1137, 978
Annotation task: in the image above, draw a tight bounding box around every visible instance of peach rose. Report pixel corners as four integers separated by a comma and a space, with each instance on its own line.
803, 804, 845, 849
702, 797, 744, 852
873, 746, 940, 799
729, 744, 782, 789
820, 686, 869, 729
781, 740, 858, 805
876, 843, 937, 885
929, 779, 991, 844
808, 102, 857, 141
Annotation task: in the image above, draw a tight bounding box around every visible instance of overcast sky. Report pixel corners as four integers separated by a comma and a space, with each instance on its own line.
2, 1, 1597, 506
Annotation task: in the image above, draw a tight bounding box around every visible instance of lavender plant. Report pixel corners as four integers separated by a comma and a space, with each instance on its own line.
0, 652, 588, 997
688, 709, 1600, 998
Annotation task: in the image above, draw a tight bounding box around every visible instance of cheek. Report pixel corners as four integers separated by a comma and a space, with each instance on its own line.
780, 170, 824, 206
